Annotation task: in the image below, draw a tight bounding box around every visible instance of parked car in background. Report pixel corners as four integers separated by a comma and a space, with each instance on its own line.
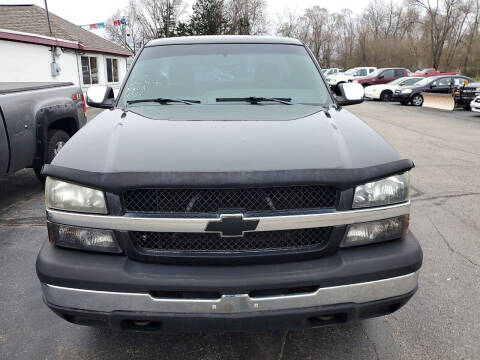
454, 81, 480, 110
37, 36, 422, 333
354, 68, 408, 87
392, 75, 474, 106
364, 77, 423, 101
413, 68, 459, 77
0, 82, 87, 180
327, 67, 377, 87
322, 68, 343, 77
470, 96, 480, 113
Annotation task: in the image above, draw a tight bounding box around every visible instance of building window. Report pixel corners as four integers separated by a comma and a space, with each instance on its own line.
81, 56, 98, 85
106, 58, 119, 83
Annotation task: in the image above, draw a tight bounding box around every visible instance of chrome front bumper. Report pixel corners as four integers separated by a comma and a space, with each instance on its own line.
42, 272, 419, 315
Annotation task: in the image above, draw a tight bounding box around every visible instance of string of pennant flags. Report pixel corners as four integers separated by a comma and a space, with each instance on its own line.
78, 18, 126, 30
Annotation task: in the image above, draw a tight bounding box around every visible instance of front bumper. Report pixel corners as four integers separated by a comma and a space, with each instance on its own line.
37, 232, 422, 332
392, 93, 412, 101
46, 288, 417, 333
365, 91, 381, 100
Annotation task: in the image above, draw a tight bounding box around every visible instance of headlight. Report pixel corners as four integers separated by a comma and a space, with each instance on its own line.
341, 215, 408, 248
47, 222, 121, 253
401, 89, 413, 94
45, 177, 107, 214
353, 173, 409, 208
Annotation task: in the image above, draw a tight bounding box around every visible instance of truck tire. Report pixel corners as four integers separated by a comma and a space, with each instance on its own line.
411, 94, 423, 106
34, 129, 70, 181
380, 90, 392, 102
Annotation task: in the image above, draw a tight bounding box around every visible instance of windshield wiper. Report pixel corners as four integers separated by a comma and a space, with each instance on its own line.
126, 98, 201, 105
216, 97, 293, 105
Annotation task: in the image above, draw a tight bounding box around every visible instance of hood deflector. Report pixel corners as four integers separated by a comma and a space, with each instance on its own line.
42, 159, 414, 194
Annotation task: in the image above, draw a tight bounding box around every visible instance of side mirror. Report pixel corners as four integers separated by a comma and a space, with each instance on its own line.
86, 85, 115, 108
378, 75, 384, 80
335, 82, 364, 106
430, 83, 437, 88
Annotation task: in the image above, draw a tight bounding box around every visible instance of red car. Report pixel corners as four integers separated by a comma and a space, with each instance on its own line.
413, 68, 458, 77
354, 68, 408, 87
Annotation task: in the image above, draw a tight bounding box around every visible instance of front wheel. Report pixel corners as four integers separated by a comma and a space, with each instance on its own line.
380, 91, 392, 102
411, 94, 423, 106
34, 129, 70, 181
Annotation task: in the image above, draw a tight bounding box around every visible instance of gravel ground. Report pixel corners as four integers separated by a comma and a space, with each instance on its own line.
0, 102, 479, 359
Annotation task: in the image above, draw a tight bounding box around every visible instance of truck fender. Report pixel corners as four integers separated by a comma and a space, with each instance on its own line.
33, 98, 80, 171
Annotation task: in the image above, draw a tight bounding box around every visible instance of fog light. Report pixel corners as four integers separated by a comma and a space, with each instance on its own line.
341, 215, 408, 248
47, 222, 121, 253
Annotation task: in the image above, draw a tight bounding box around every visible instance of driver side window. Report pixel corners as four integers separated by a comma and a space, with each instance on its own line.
381, 69, 395, 78
436, 78, 451, 86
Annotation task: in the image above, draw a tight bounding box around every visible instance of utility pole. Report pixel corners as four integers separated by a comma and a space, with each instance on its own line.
43, 0, 58, 76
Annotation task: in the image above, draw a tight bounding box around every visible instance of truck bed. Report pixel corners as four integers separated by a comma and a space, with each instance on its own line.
0, 82, 74, 95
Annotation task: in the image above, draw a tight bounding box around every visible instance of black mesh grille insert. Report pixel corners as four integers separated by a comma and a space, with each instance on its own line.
123, 186, 337, 214
131, 227, 332, 253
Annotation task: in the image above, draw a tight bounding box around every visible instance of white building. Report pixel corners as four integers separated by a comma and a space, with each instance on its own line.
0, 4, 132, 95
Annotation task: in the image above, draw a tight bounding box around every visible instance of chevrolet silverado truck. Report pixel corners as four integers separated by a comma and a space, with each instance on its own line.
36, 36, 422, 333
0, 82, 87, 180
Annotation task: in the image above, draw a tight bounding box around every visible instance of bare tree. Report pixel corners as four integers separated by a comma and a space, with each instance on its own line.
106, 1, 146, 54
275, 8, 303, 39
135, 0, 186, 39
411, 0, 464, 69
107, 0, 480, 77
225, 0, 267, 35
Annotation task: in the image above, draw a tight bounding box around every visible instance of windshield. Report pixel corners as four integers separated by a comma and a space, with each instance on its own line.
118, 44, 330, 107
389, 77, 410, 85
343, 68, 357, 75
413, 77, 432, 86
399, 77, 423, 86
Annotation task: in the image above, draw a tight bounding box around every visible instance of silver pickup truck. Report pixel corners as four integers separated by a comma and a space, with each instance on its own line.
0, 82, 87, 180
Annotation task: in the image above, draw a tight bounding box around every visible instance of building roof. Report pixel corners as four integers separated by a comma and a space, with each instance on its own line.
0, 4, 131, 56
146, 35, 303, 47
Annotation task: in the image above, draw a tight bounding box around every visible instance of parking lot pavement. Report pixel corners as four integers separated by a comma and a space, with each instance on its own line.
1, 103, 479, 359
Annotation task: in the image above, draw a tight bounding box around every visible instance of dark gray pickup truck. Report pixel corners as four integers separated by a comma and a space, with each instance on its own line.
37, 36, 422, 333
0, 82, 86, 179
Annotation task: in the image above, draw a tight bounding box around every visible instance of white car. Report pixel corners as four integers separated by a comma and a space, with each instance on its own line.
327, 67, 377, 86
364, 77, 423, 101
471, 96, 480, 113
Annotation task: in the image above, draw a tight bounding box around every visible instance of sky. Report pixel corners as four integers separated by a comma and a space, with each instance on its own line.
0, 0, 370, 33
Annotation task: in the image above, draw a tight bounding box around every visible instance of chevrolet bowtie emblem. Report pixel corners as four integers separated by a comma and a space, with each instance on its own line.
205, 214, 259, 237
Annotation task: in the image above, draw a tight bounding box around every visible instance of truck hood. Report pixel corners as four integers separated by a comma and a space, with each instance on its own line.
46, 105, 409, 191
